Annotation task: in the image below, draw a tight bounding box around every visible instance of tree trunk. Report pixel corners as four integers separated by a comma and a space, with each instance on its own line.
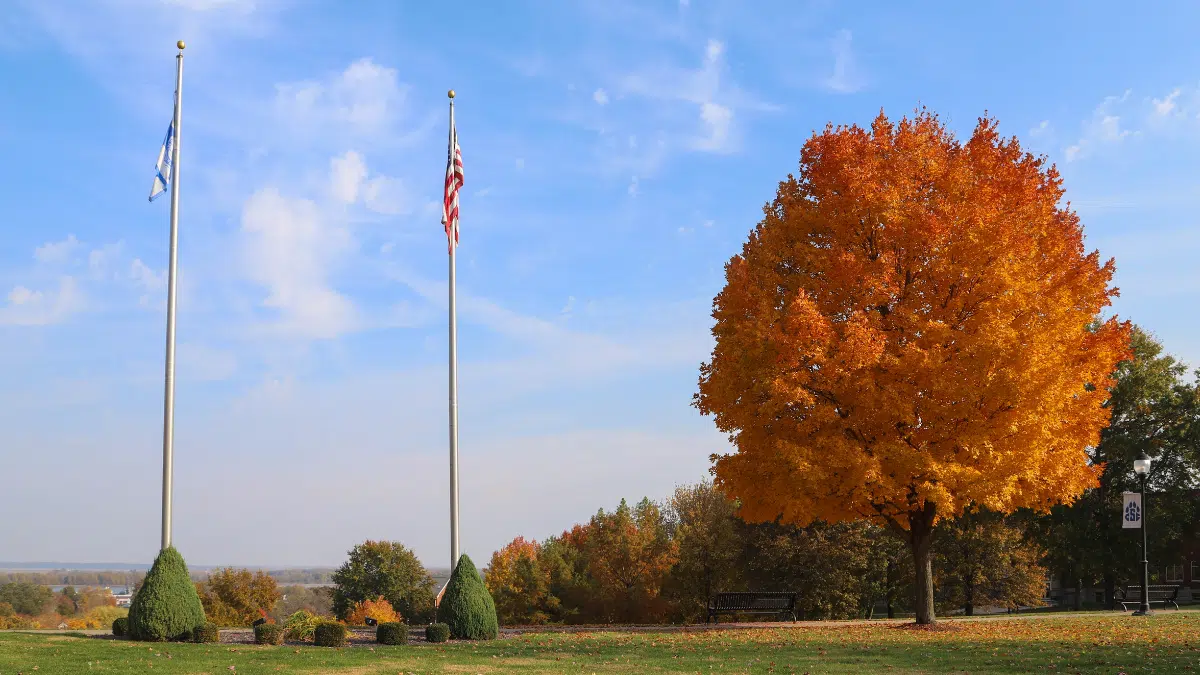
1073, 578, 1082, 611
1103, 573, 1115, 611
886, 561, 896, 618
964, 580, 974, 616
908, 503, 937, 625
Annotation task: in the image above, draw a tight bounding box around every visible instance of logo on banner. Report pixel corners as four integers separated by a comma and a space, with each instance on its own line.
1122, 492, 1142, 529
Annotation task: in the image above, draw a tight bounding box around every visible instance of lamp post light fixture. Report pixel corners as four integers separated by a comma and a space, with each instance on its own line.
1132, 451, 1153, 616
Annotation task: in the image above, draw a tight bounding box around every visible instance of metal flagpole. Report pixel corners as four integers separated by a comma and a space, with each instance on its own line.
160, 40, 185, 551
447, 90, 460, 573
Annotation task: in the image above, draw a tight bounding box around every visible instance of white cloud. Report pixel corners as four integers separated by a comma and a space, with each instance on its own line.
240, 187, 358, 339
695, 101, 733, 151
362, 176, 412, 215
593, 88, 609, 105
330, 151, 368, 204
825, 29, 863, 94
1065, 90, 1133, 162
705, 38, 724, 64
614, 37, 770, 158
328, 151, 411, 215
163, 0, 254, 10
628, 175, 640, 196
87, 242, 125, 279
1153, 89, 1182, 117
275, 58, 408, 139
34, 235, 81, 264
1030, 120, 1050, 136
0, 277, 83, 326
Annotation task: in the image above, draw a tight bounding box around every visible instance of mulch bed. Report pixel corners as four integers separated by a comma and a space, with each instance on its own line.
217, 627, 441, 647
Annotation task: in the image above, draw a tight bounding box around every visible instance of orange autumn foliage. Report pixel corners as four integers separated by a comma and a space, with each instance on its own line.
695, 109, 1130, 621
485, 537, 555, 625
345, 595, 401, 626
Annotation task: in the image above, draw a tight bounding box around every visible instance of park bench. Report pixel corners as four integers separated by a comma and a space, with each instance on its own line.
707, 592, 798, 624
1116, 585, 1181, 611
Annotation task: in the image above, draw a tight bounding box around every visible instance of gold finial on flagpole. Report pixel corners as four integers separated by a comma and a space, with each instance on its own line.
448, 89, 455, 99
177, 40, 186, 50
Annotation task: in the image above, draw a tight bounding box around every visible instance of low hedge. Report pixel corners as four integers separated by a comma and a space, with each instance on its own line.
425, 622, 450, 643
376, 621, 407, 645
112, 617, 129, 637
314, 621, 347, 647
193, 622, 219, 644
254, 623, 284, 645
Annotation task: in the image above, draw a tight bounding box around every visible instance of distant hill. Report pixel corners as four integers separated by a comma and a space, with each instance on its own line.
0, 564, 451, 587
0, 562, 151, 571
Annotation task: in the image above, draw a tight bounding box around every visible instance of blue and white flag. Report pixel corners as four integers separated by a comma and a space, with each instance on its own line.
149, 121, 174, 202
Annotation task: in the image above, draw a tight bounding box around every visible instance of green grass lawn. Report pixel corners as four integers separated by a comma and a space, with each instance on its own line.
1, 612, 1198, 674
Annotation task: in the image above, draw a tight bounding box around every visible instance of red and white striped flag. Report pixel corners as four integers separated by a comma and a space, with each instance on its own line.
442, 117, 463, 253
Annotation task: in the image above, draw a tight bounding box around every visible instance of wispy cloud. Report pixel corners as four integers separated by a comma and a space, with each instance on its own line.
1065, 90, 1134, 162
824, 29, 863, 94
0, 277, 83, 326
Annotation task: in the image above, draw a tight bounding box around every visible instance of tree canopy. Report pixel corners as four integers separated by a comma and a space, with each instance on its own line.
696, 109, 1130, 622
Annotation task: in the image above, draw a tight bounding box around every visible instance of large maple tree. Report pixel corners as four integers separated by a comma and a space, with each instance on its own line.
695, 110, 1130, 623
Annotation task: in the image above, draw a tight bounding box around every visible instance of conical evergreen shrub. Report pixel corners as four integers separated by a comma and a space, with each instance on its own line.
127, 546, 206, 641
437, 554, 498, 640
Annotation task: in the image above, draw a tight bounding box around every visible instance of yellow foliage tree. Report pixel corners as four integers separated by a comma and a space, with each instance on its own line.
695, 110, 1130, 623
485, 537, 558, 625
345, 595, 401, 626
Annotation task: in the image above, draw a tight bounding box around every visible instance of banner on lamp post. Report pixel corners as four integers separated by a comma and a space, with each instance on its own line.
1122, 492, 1142, 529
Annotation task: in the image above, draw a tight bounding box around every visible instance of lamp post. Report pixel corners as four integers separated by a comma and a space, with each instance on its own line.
1132, 451, 1153, 616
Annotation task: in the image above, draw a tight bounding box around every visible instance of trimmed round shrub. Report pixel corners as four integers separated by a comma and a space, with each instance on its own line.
313, 621, 347, 647
425, 622, 450, 643
254, 623, 284, 645
376, 621, 407, 645
127, 546, 206, 642
111, 617, 129, 637
193, 622, 219, 644
437, 555, 498, 640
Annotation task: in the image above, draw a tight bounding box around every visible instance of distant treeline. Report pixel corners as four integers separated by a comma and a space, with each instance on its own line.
0, 571, 144, 587
0, 568, 338, 587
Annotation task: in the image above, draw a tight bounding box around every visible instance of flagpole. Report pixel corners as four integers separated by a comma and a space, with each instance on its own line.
160, 40, 185, 551
446, 89, 460, 573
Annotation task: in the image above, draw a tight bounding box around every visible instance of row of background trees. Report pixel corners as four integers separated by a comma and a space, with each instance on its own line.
481, 328, 1199, 624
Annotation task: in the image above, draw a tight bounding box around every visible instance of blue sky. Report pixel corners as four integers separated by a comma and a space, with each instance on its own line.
1, 0, 1197, 569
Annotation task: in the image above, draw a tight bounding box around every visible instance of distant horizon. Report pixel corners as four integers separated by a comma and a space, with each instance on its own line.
0, 562, 452, 573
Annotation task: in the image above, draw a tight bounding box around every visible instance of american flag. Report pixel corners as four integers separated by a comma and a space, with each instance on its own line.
442, 119, 463, 253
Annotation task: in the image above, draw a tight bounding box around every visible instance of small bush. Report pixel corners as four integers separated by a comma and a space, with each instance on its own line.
112, 617, 129, 637
254, 623, 284, 645
127, 547, 206, 641
346, 595, 401, 626
193, 622, 219, 644
376, 621, 407, 645
425, 622, 450, 643
313, 621, 347, 647
284, 610, 321, 641
0, 615, 35, 630
438, 555, 498, 640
